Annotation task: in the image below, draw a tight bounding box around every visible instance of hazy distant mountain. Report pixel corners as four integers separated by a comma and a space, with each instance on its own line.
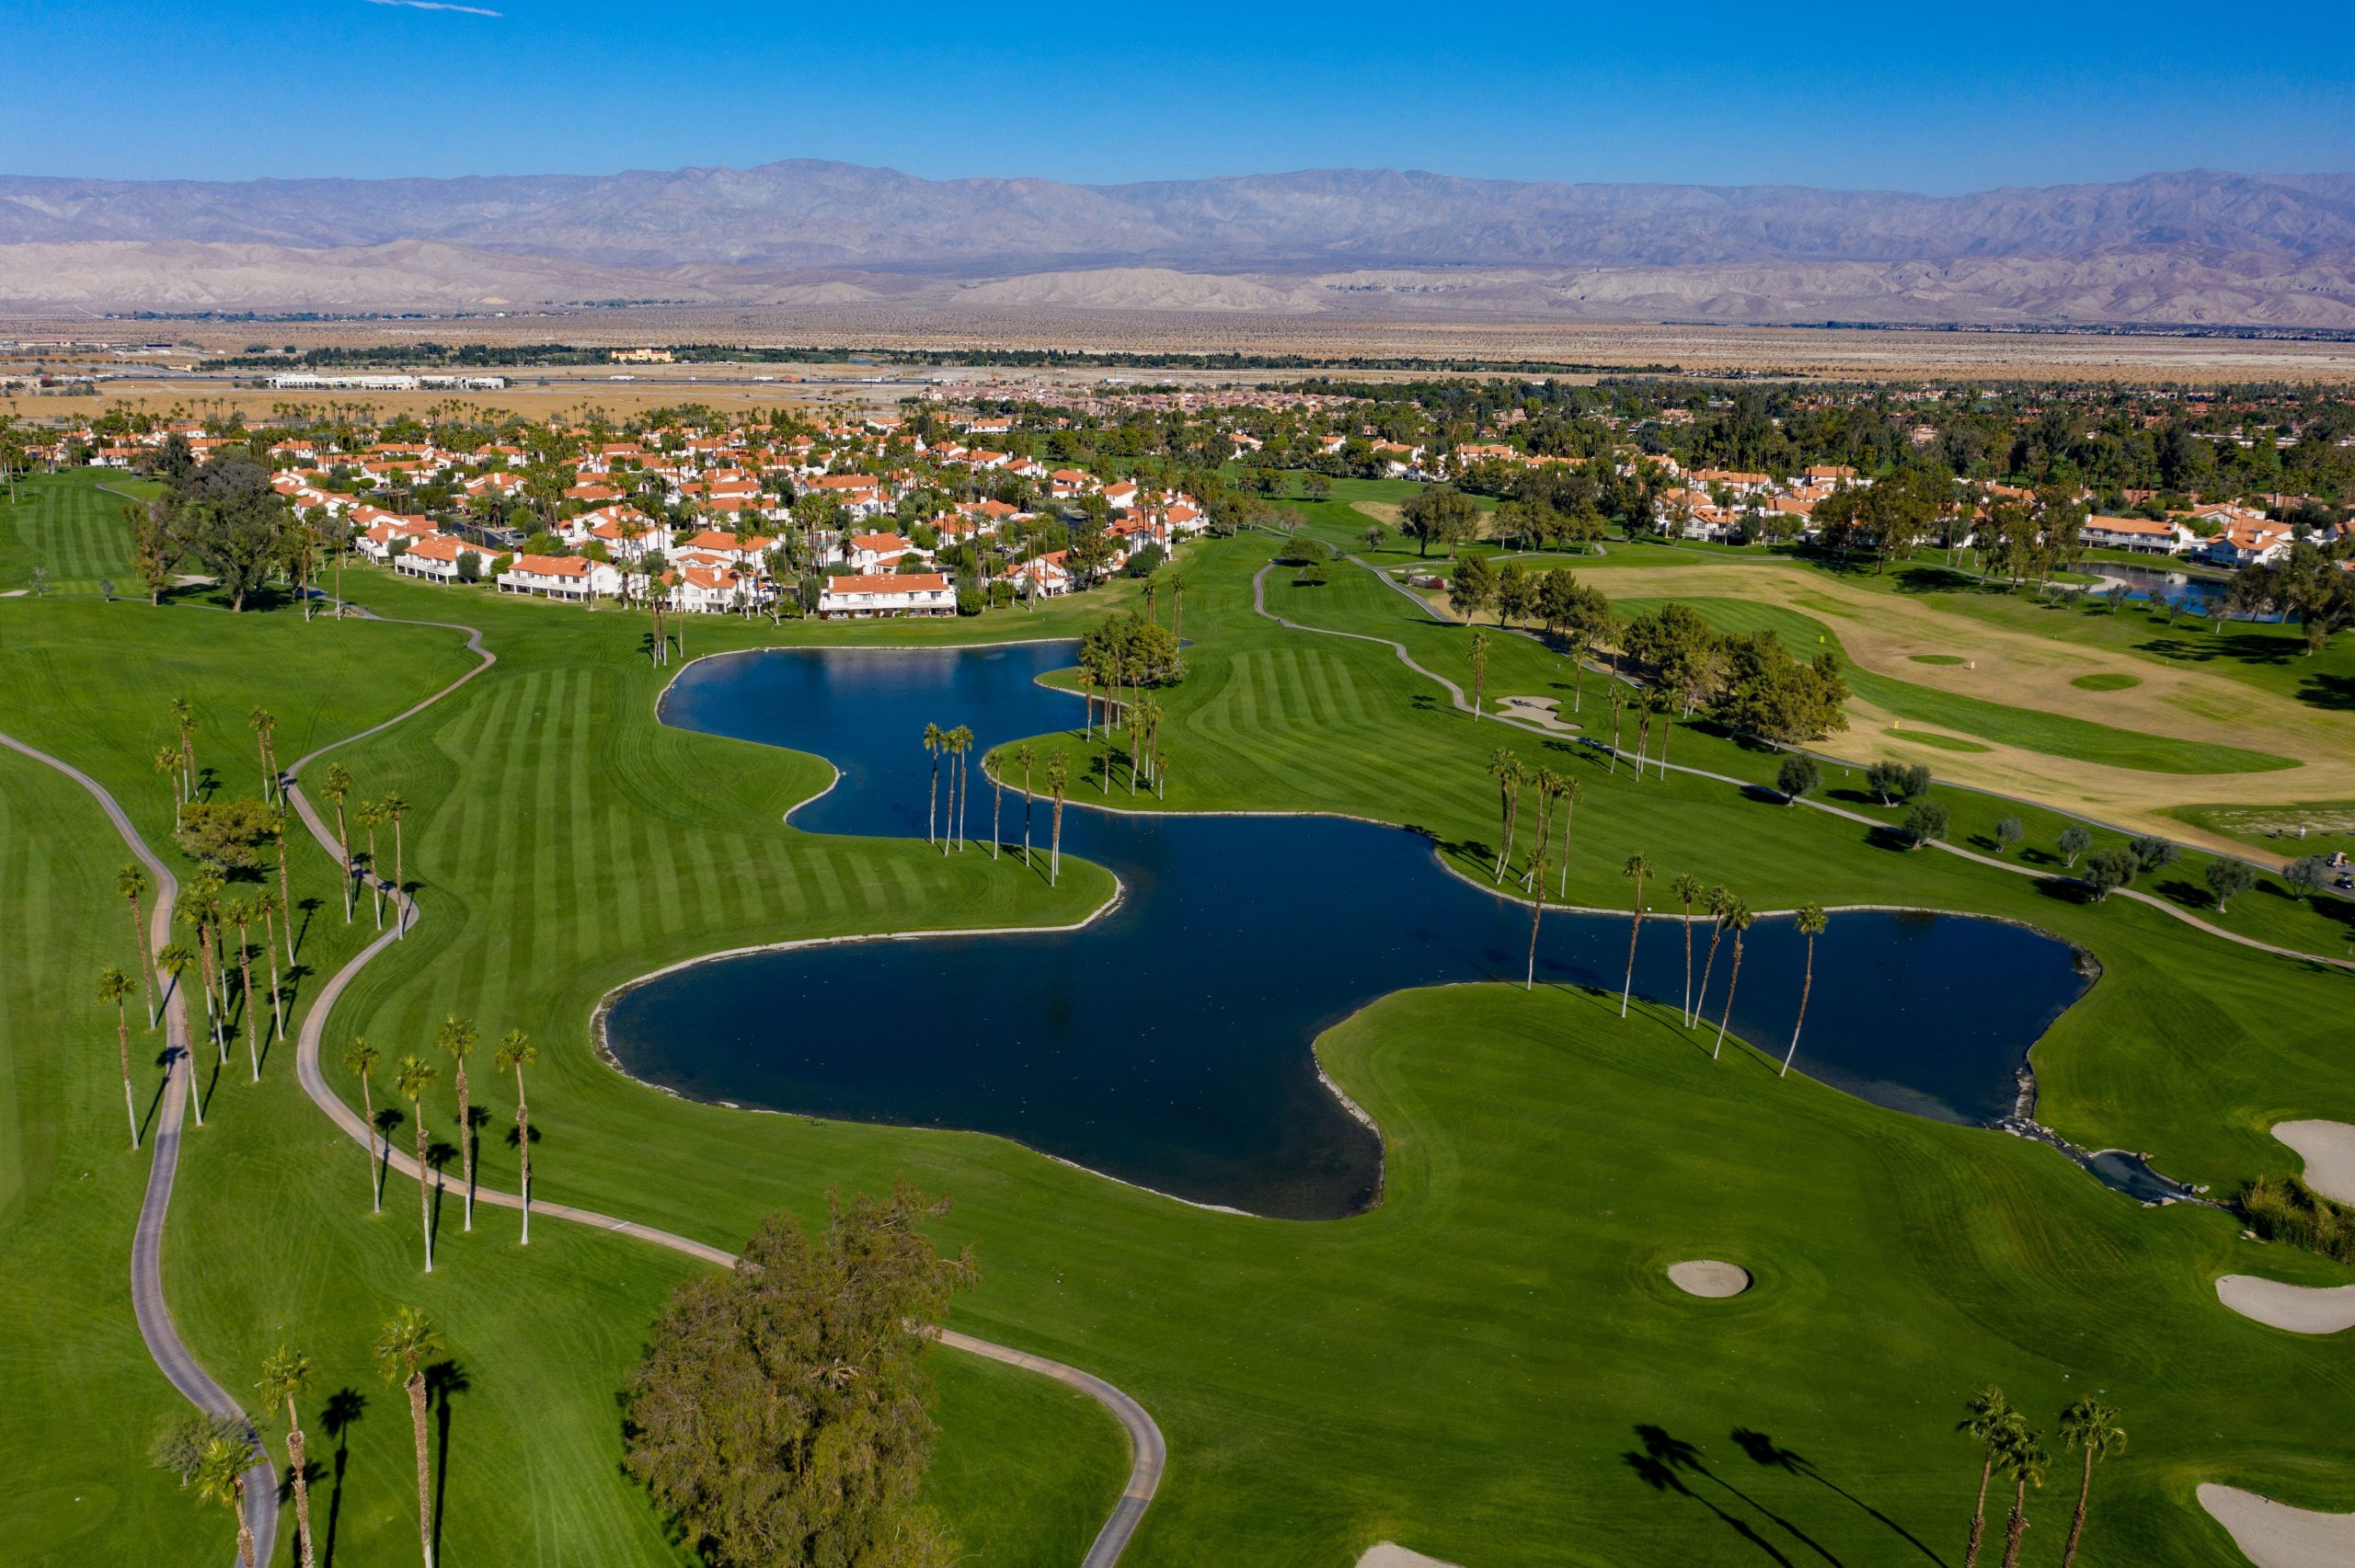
6, 160, 2355, 324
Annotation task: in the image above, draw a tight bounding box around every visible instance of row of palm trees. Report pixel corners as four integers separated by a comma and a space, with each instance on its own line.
920, 725, 1077, 887
315, 761, 411, 936
186, 1314, 453, 1568
1487, 750, 1830, 1070
342, 1016, 541, 1268
1959, 1388, 2127, 1568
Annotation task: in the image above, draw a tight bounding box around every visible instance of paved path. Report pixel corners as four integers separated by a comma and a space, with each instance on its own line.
0, 731, 279, 1566
272, 607, 1167, 1568
1258, 560, 2355, 973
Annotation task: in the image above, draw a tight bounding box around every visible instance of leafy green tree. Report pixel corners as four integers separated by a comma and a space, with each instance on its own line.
2129, 834, 2177, 872
2056, 824, 2094, 868
1994, 818, 2025, 854
1400, 484, 1479, 557
2285, 854, 2333, 896
2081, 846, 2139, 899
624, 1188, 975, 1568
1902, 802, 1950, 849
1715, 634, 1849, 743
2204, 858, 2257, 913
1775, 755, 1820, 805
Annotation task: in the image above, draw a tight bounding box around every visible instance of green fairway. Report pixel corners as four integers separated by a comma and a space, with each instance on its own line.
6, 468, 2355, 1566
1887, 727, 1991, 752
0, 467, 148, 593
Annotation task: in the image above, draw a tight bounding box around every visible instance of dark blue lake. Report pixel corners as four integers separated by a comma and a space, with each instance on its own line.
608, 641, 2090, 1219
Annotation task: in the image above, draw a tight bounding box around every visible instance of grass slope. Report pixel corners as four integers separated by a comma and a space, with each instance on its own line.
0, 467, 148, 593
7, 475, 2355, 1565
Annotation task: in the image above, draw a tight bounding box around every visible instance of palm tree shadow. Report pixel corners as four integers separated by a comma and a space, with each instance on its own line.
426, 1359, 470, 1561
374, 1107, 404, 1205
295, 897, 321, 958
1636, 1425, 1844, 1567
318, 1387, 366, 1568
1731, 1428, 1948, 1566
143, 1047, 178, 1142
1626, 1450, 1797, 1567
426, 1139, 458, 1238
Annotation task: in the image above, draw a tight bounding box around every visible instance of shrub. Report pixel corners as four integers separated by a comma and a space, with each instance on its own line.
2237, 1175, 2355, 1265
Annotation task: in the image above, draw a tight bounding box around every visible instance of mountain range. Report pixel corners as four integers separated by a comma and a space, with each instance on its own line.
6, 161, 2355, 326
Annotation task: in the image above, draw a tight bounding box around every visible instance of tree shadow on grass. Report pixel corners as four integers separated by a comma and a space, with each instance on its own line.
427, 1360, 470, 1563
426, 1139, 458, 1240
373, 1107, 404, 1207
1730, 1428, 1947, 1565
2296, 671, 2355, 712
317, 1388, 365, 1568
142, 1046, 178, 1145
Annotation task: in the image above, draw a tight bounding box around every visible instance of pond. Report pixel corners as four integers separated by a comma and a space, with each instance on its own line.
607, 641, 2093, 1219
2077, 561, 2281, 622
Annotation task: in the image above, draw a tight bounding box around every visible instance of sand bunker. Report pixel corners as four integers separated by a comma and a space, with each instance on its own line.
1495, 694, 1578, 731
1357, 1545, 1461, 1568
2215, 1275, 2355, 1334
2275, 1120, 2355, 1207
2200, 1484, 2355, 1568
1668, 1260, 1752, 1298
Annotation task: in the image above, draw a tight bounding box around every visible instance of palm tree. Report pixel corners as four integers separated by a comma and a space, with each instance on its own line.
2057, 1399, 2126, 1568
1781, 903, 1828, 1078
373, 1306, 448, 1568
156, 746, 185, 809
382, 791, 410, 937
1632, 695, 1654, 781
345, 1038, 383, 1213
321, 763, 356, 921
437, 1015, 479, 1231
190, 1433, 258, 1568
1606, 687, 1626, 773
178, 885, 225, 1065
169, 696, 197, 798
98, 967, 140, 1149
922, 723, 945, 847
1618, 853, 1650, 1018
986, 749, 1005, 860
1467, 628, 1490, 719
950, 725, 974, 849
1958, 1388, 2016, 1568
254, 889, 285, 1045
117, 863, 155, 1026
1488, 748, 1523, 882
395, 1055, 438, 1271
224, 897, 260, 1082
1046, 752, 1070, 887
1670, 873, 1703, 1025
249, 707, 279, 800
257, 1347, 319, 1568
1995, 1421, 2049, 1568
157, 944, 201, 1129
1692, 886, 1731, 1028
1555, 775, 1583, 899
359, 801, 385, 929
1711, 898, 1755, 1059
494, 1029, 538, 1246
1520, 768, 1559, 891
1523, 852, 1549, 990
271, 808, 296, 964
1015, 744, 1038, 866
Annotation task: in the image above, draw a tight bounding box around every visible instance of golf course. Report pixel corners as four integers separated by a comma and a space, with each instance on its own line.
6, 466, 2354, 1568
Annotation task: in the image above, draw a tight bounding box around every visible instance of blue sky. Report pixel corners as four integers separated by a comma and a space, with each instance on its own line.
6, 1, 2351, 191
